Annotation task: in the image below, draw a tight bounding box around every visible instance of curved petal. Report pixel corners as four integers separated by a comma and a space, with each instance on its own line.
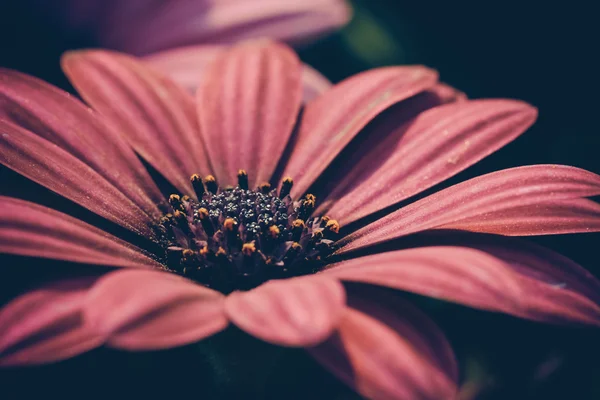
95, 0, 352, 54
339, 165, 600, 253
323, 99, 538, 224
309, 287, 458, 400
197, 40, 303, 188
312, 83, 466, 204
0, 196, 162, 269
84, 269, 227, 350
0, 120, 155, 238
225, 276, 345, 347
62, 50, 210, 195
0, 68, 164, 219
282, 66, 439, 198
143, 44, 331, 102
324, 246, 600, 326
0, 277, 103, 366
443, 197, 600, 236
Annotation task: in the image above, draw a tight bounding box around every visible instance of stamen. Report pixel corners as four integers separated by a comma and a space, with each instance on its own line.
158, 172, 339, 292
169, 194, 183, 211
291, 219, 305, 241
259, 182, 271, 194
237, 169, 249, 190
268, 225, 280, 238
279, 177, 293, 199
298, 194, 316, 220
242, 242, 256, 256
173, 210, 191, 235
191, 174, 205, 198
197, 207, 214, 236
223, 217, 237, 232
204, 175, 218, 194
325, 219, 340, 234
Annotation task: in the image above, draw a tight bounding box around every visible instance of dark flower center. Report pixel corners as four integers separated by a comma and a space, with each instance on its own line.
157, 170, 339, 293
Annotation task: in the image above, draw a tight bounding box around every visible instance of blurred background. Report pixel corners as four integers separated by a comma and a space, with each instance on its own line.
1, 0, 598, 398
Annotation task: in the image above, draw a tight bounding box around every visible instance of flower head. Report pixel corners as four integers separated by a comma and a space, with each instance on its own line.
1, 40, 600, 399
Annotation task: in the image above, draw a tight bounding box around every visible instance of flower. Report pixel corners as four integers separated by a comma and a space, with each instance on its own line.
1, 40, 600, 399
27, 0, 351, 100
39, 0, 351, 55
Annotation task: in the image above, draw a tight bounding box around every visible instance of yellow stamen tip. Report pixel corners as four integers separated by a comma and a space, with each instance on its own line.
292, 219, 305, 229
223, 218, 236, 231
242, 242, 256, 256
198, 208, 209, 219
325, 219, 340, 234
269, 225, 280, 238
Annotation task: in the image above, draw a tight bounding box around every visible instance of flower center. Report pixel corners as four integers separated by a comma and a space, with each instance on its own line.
157, 170, 339, 293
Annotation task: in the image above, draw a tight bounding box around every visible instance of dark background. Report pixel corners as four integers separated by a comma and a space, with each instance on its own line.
1, 0, 599, 398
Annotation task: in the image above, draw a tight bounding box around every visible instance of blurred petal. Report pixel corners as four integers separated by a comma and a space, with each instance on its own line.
339, 165, 600, 253
84, 269, 227, 349
325, 246, 600, 325
0, 69, 164, 219
309, 287, 457, 399
197, 41, 303, 187
0, 196, 161, 269
0, 120, 155, 238
301, 64, 334, 102
96, 0, 352, 54
143, 44, 331, 102
282, 66, 439, 198
62, 50, 210, 195
323, 99, 538, 224
143, 45, 225, 93
225, 276, 345, 346
0, 277, 102, 366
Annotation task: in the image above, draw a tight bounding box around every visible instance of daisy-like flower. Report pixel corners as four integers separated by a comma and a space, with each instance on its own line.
1, 41, 600, 399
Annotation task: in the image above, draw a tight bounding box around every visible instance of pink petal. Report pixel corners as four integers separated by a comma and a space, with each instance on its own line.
224, 276, 345, 346
0, 120, 155, 238
143, 44, 331, 102
309, 287, 458, 399
197, 41, 303, 188
462, 233, 600, 305
0, 68, 164, 219
300, 64, 334, 102
282, 66, 439, 198
84, 269, 227, 350
313, 83, 467, 206
62, 50, 211, 195
442, 197, 600, 235
324, 246, 600, 325
0, 196, 162, 269
322, 99, 538, 224
339, 165, 600, 253
143, 45, 226, 93
0, 277, 103, 366
95, 0, 352, 54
